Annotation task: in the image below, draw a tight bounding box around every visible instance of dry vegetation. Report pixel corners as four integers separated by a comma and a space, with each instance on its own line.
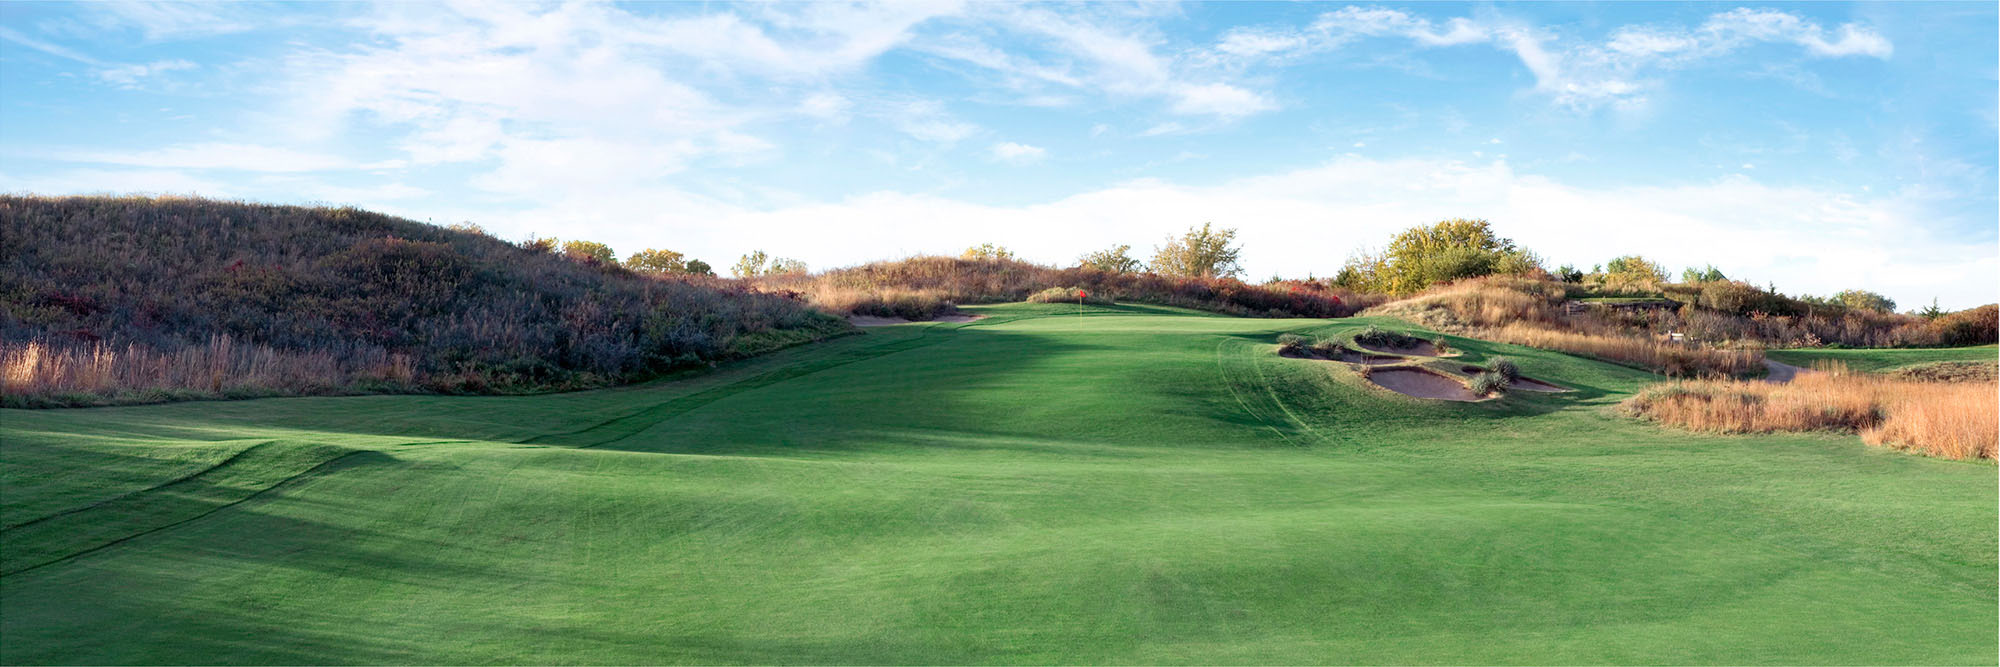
1367, 276, 1765, 376
1624, 363, 1997, 460
1, 195, 845, 407
1890, 361, 1998, 384
750, 255, 1384, 319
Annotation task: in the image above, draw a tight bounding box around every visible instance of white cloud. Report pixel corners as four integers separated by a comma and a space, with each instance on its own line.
1701, 9, 1892, 58
1168, 82, 1275, 118
1212, 6, 1894, 111
1214, 28, 1308, 58
93, 59, 196, 87
82, 1, 259, 40
883, 100, 978, 144
799, 92, 852, 120
923, 5, 1280, 119
989, 141, 1047, 164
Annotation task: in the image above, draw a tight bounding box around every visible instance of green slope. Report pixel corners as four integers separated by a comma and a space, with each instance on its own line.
2, 303, 1992, 664
1767, 344, 1998, 373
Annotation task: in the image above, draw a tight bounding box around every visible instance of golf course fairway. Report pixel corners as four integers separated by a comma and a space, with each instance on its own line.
2, 303, 1993, 664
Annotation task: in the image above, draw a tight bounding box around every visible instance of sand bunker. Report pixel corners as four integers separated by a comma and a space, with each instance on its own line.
1367, 368, 1483, 401
1356, 340, 1454, 358
848, 314, 986, 327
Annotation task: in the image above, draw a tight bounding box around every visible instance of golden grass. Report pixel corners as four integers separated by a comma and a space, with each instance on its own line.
1489, 323, 1764, 377
1, 337, 413, 407
1625, 363, 1997, 460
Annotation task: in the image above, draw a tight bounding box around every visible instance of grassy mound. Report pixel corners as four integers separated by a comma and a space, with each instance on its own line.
2, 304, 1991, 664
0, 196, 847, 406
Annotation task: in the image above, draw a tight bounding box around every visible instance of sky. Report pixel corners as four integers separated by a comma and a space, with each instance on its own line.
2, 1, 1995, 309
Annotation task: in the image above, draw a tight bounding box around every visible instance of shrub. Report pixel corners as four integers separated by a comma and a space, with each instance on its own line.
1308, 338, 1344, 357
1889, 361, 1997, 384
1933, 305, 1998, 346
1026, 286, 1114, 305
962, 243, 1016, 262
1354, 325, 1422, 350
1276, 333, 1308, 356
1489, 356, 1520, 382
1468, 371, 1507, 396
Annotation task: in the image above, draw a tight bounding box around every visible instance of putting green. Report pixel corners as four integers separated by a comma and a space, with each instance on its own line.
1767, 344, 1998, 373
2, 303, 1992, 664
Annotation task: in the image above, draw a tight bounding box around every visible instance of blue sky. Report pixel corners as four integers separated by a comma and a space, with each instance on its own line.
3, 1, 1995, 308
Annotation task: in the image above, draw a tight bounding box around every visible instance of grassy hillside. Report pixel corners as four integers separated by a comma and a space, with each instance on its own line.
2, 303, 1990, 664
0, 196, 846, 406
1767, 345, 1999, 373
750, 255, 1380, 320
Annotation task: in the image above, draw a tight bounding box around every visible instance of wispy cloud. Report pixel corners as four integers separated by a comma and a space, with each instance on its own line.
1209, 6, 1895, 110
989, 141, 1047, 164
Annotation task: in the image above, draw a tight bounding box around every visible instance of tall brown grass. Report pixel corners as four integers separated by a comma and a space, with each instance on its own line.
1489, 324, 1765, 377
1, 336, 416, 407
1624, 364, 1997, 460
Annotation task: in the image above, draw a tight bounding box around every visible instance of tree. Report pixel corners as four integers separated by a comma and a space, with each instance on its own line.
1151, 222, 1242, 279
561, 240, 616, 265
962, 243, 1016, 262
1681, 264, 1727, 283
1078, 244, 1142, 273
767, 257, 808, 275
1342, 218, 1537, 294
1917, 297, 1946, 321
1834, 289, 1896, 313
625, 248, 689, 274
1555, 264, 1584, 283
685, 259, 714, 277
446, 221, 488, 236
519, 235, 559, 254
731, 251, 769, 278
1604, 255, 1668, 283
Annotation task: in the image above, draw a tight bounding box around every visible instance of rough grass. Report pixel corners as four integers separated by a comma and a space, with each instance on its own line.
2, 304, 1992, 664
1490, 323, 1764, 378
1889, 361, 1999, 383
1624, 364, 1998, 460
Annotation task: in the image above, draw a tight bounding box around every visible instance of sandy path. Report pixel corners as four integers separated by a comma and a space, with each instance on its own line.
1762, 359, 1808, 384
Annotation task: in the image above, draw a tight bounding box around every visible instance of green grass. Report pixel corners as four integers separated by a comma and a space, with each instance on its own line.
2, 303, 1992, 664
1767, 344, 1999, 373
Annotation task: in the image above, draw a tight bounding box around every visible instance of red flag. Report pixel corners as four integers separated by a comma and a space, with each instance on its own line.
1077, 290, 1088, 299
